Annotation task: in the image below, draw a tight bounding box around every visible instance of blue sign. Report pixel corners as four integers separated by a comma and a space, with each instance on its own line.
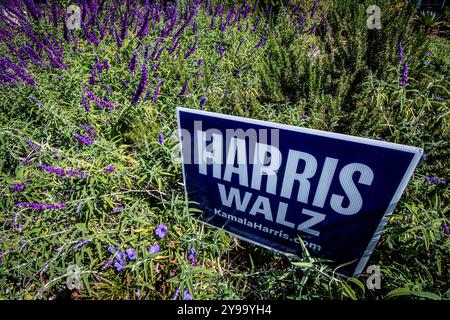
176, 107, 423, 277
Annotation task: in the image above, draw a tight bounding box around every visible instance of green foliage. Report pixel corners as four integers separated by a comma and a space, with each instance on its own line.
0, 0, 448, 300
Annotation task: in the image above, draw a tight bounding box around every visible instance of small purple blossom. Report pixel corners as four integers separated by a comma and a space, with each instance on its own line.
103, 59, 110, 70
300, 114, 308, 120
80, 125, 97, 137
74, 133, 95, 145
173, 288, 180, 300
102, 83, 113, 94
121, 80, 129, 88
199, 96, 207, 108
15, 202, 66, 211
114, 259, 126, 271
126, 248, 136, 260
443, 223, 449, 235
424, 176, 445, 184
178, 79, 189, 96
158, 132, 164, 145
155, 224, 167, 238
187, 248, 197, 261
113, 206, 124, 212
82, 94, 90, 112
183, 289, 192, 300
11, 182, 28, 193
105, 165, 115, 173
426, 51, 432, 57
74, 240, 90, 249
149, 244, 160, 254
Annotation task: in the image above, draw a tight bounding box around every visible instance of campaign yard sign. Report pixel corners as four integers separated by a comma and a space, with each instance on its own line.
176, 107, 423, 277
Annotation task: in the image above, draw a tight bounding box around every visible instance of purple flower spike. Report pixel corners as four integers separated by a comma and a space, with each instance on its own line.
401, 61, 408, 87
158, 132, 164, 145
23, 136, 41, 151
12, 182, 28, 193
74, 133, 95, 145
128, 52, 137, 74
398, 41, 404, 64
155, 224, 167, 238
173, 288, 180, 300
199, 96, 207, 108
103, 59, 110, 70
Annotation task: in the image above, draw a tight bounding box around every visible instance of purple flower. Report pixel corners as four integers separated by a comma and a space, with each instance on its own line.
81, 84, 117, 109
424, 176, 445, 184
126, 248, 136, 260
23, 136, 41, 151
197, 58, 204, 66
31, 96, 43, 108
80, 125, 97, 137
199, 96, 207, 108
113, 251, 127, 271
149, 244, 160, 254
398, 41, 404, 64
183, 289, 192, 300
145, 89, 152, 101
114, 259, 126, 271
152, 81, 163, 104
173, 288, 180, 300
38, 164, 81, 177
300, 114, 308, 120
116, 53, 122, 64
101, 260, 113, 271
15, 202, 66, 211
103, 59, 110, 70
105, 165, 115, 173
131, 61, 148, 105
401, 61, 408, 87
82, 94, 90, 112
108, 245, 118, 254
155, 224, 167, 238
158, 132, 164, 145
121, 80, 129, 88
128, 52, 137, 74
113, 206, 124, 212
12, 182, 28, 192
435, 95, 443, 101
178, 79, 189, 96
74, 240, 90, 249
102, 84, 113, 94
443, 223, 449, 235
188, 248, 197, 261
74, 133, 95, 145
426, 51, 432, 57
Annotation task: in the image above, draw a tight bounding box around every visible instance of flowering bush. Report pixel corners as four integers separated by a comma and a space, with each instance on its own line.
0, 0, 448, 300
